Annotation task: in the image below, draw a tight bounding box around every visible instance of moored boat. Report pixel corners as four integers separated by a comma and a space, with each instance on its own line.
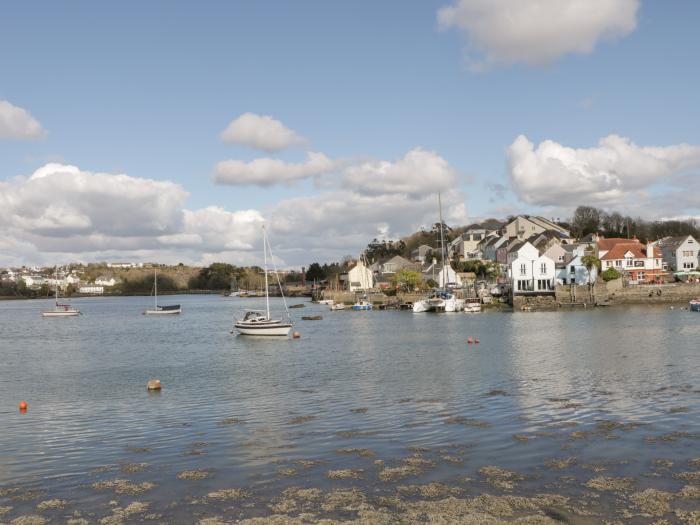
690, 299, 700, 312
352, 298, 373, 311
464, 301, 482, 313
42, 268, 80, 317
144, 269, 181, 315
330, 303, 346, 311
234, 226, 293, 337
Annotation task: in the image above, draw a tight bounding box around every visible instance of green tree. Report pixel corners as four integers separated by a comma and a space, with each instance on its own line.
391, 269, 423, 292
601, 267, 622, 282
581, 254, 601, 285
305, 262, 326, 282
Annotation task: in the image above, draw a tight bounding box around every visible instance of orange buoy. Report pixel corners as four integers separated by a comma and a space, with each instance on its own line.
147, 379, 162, 391
292, 331, 301, 339
19, 400, 28, 411
475, 339, 479, 344
467, 337, 473, 344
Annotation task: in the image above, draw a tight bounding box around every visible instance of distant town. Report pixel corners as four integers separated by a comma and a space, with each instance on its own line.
2, 207, 699, 307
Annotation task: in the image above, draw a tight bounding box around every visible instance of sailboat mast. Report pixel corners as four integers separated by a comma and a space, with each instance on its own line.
438, 193, 446, 288
55, 266, 59, 305
154, 268, 158, 309
263, 226, 270, 319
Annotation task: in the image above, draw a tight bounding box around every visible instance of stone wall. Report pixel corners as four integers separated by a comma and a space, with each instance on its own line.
606, 282, 700, 304
512, 294, 558, 311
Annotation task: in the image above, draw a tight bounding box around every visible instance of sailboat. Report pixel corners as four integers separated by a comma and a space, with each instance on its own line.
413, 194, 463, 313
42, 268, 80, 317
234, 226, 293, 336
144, 268, 181, 315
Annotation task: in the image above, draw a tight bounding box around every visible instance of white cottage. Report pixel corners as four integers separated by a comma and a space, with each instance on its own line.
347, 258, 374, 291
508, 242, 555, 294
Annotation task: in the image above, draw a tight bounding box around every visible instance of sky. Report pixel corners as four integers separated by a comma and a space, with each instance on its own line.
1, 1, 699, 268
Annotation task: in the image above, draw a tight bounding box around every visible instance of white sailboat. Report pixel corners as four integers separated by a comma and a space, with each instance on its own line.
234, 226, 292, 336
144, 268, 181, 315
413, 194, 463, 313
42, 268, 80, 317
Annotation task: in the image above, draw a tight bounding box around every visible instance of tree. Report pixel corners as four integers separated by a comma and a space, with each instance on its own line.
391, 269, 423, 292
580, 254, 601, 285
305, 262, 326, 282
571, 206, 602, 238
601, 267, 622, 282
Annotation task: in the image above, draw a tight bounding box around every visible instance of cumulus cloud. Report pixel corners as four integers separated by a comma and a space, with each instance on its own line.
219, 112, 305, 152
0, 100, 46, 139
214, 152, 339, 186
342, 148, 458, 197
267, 190, 468, 261
0, 163, 264, 266
437, 0, 639, 69
507, 134, 700, 207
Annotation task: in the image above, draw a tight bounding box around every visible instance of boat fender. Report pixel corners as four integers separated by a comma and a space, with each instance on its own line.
292, 331, 301, 339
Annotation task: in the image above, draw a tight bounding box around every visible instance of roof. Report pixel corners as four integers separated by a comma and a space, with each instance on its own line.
656, 235, 695, 249
597, 237, 637, 252
600, 242, 648, 261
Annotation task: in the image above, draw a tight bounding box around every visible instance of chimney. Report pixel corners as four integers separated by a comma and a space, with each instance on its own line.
646, 242, 654, 259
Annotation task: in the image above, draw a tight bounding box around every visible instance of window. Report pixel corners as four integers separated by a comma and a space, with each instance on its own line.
606, 261, 612, 267
537, 279, 551, 290
517, 279, 533, 291
626, 258, 633, 267
637, 272, 645, 281
520, 263, 526, 276
570, 266, 575, 274
474, 234, 482, 241
634, 260, 644, 267
683, 250, 694, 257
684, 262, 695, 269
540, 263, 547, 274
615, 260, 622, 267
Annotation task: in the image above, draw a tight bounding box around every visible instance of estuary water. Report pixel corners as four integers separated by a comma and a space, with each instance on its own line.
1, 295, 699, 523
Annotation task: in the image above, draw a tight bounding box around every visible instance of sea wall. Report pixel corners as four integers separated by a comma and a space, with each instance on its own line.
605, 281, 700, 304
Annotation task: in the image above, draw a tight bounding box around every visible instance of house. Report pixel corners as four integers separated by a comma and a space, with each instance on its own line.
410, 244, 435, 263
482, 235, 508, 262
346, 257, 374, 291
371, 255, 419, 275
504, 216, 570, 240
79, 285, 104, 295
21, 275, 46, 288
556, 245, 598, 285
542, 243, 567, 266
597, 238, 663, 283
655, 235, 698, 272
508, 242, 556, 294
449, 228, 498, 260
95, 276, 119, 287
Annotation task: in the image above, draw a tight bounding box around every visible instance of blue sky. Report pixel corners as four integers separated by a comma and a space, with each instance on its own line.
1, 1, 699, 266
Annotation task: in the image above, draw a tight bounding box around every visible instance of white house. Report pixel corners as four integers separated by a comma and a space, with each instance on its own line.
347, 257, 374, 291
438, 264, 462, 287
508, 242, 555, 294
95, 276, 118, 287
79, 285, 104, 295
598, 238, 663, 283
656, 235, 698, 272
556, 245, 598, 285
22, 275, 46, 288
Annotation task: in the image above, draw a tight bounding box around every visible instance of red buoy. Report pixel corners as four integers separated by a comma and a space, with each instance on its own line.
19, 400, 28, 412
467, 337, 473, 344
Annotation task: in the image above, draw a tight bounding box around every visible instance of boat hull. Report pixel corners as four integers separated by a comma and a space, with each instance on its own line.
42, 310, 80, 317
145, 308, 182, 315
235, 322, 292, 336
690, 301, 700, 312
351, 305, 372, 311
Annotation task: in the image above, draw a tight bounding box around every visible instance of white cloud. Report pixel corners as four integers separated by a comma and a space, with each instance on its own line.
438, 0, 639, 69
219, 112, 305, 152
267, 190, 468, 261
507, 134, 700, 208
214, 152, 338, 186
342, 148, 458, 197
0, 100, 46, 139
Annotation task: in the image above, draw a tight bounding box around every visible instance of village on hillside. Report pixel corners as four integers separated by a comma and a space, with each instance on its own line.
2, 209, 699, 309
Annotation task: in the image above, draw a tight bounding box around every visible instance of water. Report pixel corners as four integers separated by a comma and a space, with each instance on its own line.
1, 295, 699, 522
